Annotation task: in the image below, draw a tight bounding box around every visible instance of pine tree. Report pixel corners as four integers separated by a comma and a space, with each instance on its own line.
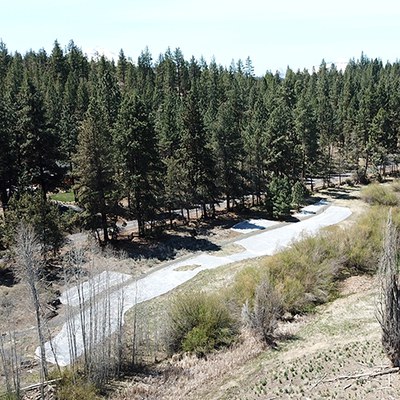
294, 78, 318, 183
74, 100, 117, 244
316, 60, 335, 184
264, 91, 294, 178
0, 95, 17, 211
179, 83, 217, 217
267, 176, 292, 218
213, 93, 244, 210
4, 192, 64, 254
16, 75, 60, 197
242, 96, 268, 205
114, 93, 160, 237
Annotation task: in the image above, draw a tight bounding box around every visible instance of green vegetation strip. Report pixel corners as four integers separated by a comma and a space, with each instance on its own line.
49, 191, 75, 203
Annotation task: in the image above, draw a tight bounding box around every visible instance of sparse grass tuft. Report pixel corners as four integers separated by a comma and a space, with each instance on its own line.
360, 183, 398, 206
391, 179, 400, 192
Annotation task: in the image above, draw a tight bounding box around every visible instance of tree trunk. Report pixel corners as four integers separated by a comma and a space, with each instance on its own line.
32, 287, 48, 381
202, 202, 207, 219
39, 165, 47, 202
377, 212, 400, 367
169, 206, 173, 230
0, 188, 8, 214
101, 211, 108, 244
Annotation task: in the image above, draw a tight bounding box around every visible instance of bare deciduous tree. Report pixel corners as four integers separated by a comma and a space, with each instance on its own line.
377, 211, 400, 367
13, 222, 48, 398
62, 247, 127, 387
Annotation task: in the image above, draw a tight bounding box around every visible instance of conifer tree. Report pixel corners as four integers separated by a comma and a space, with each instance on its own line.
0, 95, 16, 211
213, 93, 244, 210
74, 99, 117, 244
179, 83, 217, 217
114, 93, 160, 237
16, 76, 60, 198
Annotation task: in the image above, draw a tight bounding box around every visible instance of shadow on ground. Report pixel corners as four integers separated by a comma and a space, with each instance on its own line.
0, 267, 16, 287
115, 233, 221, 261
322, 187, 359, 200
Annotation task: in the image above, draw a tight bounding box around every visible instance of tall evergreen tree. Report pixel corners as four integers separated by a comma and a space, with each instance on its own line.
114, 93, 160, 237
0, 95, 17, 211
74, 100, 117, 244
16, 76, 60, 197
213, 94, 244, 210
179, 83, 217, 217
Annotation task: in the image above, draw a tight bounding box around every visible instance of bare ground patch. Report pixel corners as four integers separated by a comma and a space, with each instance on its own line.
114, 276, 399, 400
112, 186, 400, 399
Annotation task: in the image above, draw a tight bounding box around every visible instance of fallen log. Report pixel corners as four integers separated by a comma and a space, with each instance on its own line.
323, 367, 399, 383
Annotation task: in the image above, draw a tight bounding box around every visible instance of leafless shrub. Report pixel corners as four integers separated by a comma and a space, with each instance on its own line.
242, 278, 283, 345
376, 211, 400, 367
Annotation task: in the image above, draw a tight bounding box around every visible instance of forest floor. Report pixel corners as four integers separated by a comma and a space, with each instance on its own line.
110, 185, 400, 399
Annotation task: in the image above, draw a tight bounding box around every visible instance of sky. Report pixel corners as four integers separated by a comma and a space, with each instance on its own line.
1, 0, 400, 76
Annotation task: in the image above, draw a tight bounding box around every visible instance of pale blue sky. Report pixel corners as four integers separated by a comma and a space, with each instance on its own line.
2, 0, 400, 75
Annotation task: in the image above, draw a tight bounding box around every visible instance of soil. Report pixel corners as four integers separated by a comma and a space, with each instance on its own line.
114, 275, 399, 400
112, 185, 400, 399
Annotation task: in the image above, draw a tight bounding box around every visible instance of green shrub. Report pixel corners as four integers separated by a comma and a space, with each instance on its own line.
166, 292, 236, 356
339, 206, 385, 274
230, 266, 263, 307
230, 206, 398, 314
360, 184, 398, 206
230, 234, 338, 314
53, 369, 101, 400
268, 234, 338, 312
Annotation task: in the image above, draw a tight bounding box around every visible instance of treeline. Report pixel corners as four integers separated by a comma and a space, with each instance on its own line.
1, 40, 399, 243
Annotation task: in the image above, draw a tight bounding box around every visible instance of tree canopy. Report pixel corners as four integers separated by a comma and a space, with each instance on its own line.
1, 40, 399, 240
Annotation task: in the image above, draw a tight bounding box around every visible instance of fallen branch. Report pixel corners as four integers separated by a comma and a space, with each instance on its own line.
20, 378, 61, 392
343, 383, 352, 390
324, 367, 399, 383
310, 373, 327, 390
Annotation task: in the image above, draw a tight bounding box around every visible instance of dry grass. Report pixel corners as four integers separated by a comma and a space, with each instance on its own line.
113, 277, 400, 400
173, 264, 201, 272
360, 183, 399, 206
110, 185, 400, 399
113, 330, 265, 400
